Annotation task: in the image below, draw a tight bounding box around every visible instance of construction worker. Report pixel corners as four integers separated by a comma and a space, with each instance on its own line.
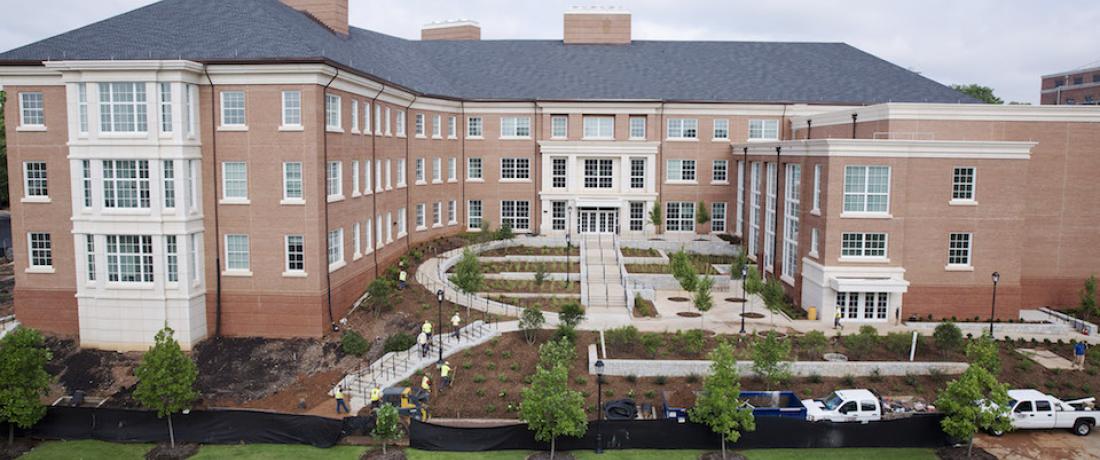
451, 311, 462, 338
370, 386, 382, 409
398, 269, 408, 290
834, 309, 842, 330
417, 331, 429, 357
334, 387, 349, 414
441, 361, 452, 388
422, 320, 433, 342
421, 374, 431, 394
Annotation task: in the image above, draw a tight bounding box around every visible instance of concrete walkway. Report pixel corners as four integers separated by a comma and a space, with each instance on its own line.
581, 235, 631, 326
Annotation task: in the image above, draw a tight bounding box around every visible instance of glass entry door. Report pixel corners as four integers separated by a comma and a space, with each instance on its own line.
577, 207, 619, 234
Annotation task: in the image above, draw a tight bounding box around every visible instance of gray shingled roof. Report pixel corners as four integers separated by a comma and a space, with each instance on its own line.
0, 0, 977, 104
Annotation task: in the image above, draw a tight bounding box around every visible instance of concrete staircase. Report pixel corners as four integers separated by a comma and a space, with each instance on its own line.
335, 320, 500, 412
580, 235, 630, 325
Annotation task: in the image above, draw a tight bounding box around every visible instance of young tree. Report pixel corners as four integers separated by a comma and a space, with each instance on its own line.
478, 219, 493, 242
936, 366, 1012, 457
933, 322, 964, 357
649, 202, 662, 235
497, 221, 515, 240
950, 84, 1003, 104
520, 364, 587, 459
730, 252, 749, 281
365, 277, 395, 318
1081, 275, 1098, 320
133, 327, 199, 449
695, 200, 710, 234
534, 263, 548, 287
0, 327, 51, 445
519, 306, 546, 345
966, 334, 1001, 376
372, 403, 402, 455
743, 266, 763, 295
751, 331, 792, 390
557, 301, 586, 329
760, 277, 786, 326
450, 248, 484, 295
693, 275, 714, 329
670, 250, 698, 292
689, 342, 755, 459
538, 337, 577, 369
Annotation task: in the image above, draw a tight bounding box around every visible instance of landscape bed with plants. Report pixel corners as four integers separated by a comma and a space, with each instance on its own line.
451, 261, 581, 274
479, 245, 579, 257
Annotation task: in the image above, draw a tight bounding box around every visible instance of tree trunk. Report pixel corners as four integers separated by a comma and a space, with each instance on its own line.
550, 437, 556, 459
382, 441, 387, 455
8, 423, 13, 446
168, 413, 175, 449
967, 435, 973, 458
721, 433, 727, 459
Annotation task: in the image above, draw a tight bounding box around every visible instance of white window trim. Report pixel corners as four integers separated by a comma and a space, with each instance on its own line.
351, 160, 361, 197
218, 91, 248, 131
809, 228, 820, 258
220, 162, 250, 205
666, 118, 699, 141
432, 157, 443, 184
665, 159, 698, 184
748, 119, 780, 141
712, 119, 730, 141
811, 164, 822, 215
279, 90, 303, 131
498, 116, 532, 140
283, 235, 307, 277
949, 166, 979, 206
325, 94, 343, 133
432, 114, 443, 139
397, 159, 407, 188
414, 113, 426, 138
223, 234, 252, 276
25, 232, 54, 273
841, 165, 892, 218
281, 162, 305, 205
711, 160, 729, 185
415, 203, 427, 231
17, 92, 47, 131
350, 100, 360, 134
327, 228, 346, 272
945, 232, 974, 271
582, 116, 614, 140
447, 157, 458, 183
326, 161, 344, 202
628, 116, 647, 140
467, 116, 484, 139
395, 111, 406, 138
838, 232, 890, 262
466, 157, 484, 182
448, 116, 457, 139
21, 161, 51, 204
500, 158, 532, 183
551, 115, 568, 139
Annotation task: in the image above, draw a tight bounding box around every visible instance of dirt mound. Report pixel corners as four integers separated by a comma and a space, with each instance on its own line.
43, 335, 141, 402
194, 337, 349, 404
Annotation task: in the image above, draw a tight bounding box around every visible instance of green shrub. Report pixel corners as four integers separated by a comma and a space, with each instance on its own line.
476, 389, 486, 398
463, 362, 473, 370
933, 322, 964, 354
670, 250, 698, 292
686, 373, 700, 384
498, 374, 509, 383
554, 324, 577, 343
341, 330, 371, 357
884, 332, 913, 358
574, 376, 588, 386
640, 333, 663, 358
654, 375, 667, 386
501, 351, 513, 359
842, 375, 855, 386
558, 302, 586, 329
606, 325, 641, 350
626, 374, 638, 383
843, 326, 879, 358
808, 373, 822, 384
383, 332, 416, 353
473, 374, 486, 384
798, 330, 829, 357
673, 330, 706, 356
644, 390, 657, 399
486, 362, 497, 371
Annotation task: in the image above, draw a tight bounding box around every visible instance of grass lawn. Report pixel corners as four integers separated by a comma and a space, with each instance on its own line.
190, 444, 367, 460
21, 440, 152, 460
405, 448, 936, 460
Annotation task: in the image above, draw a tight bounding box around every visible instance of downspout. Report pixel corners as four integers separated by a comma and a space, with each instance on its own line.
806, 119, 813, 140
460, 101, 466, 230
532, 101, 541, 234
656, 102, 666, 234
202, 66, 223, 337
772, 145, 781, 278
369, 85, 385, 274
404, 95, 417, 251
850, 113, 858, 139
322, 69, 339, 332
742, 146, 749, 250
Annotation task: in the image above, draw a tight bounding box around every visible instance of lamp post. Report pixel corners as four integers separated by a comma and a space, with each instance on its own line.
739, 265, 749, 334
436, 289, 445, 365
594, 359, 605, 454
566, 232, 572, 287
989, 272, 1000, 337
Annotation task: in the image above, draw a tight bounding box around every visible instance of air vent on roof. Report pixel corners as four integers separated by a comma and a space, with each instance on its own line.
422, 19, 481, 41
564, 6, 631, 45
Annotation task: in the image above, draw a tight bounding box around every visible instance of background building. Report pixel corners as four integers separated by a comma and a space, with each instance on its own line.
1041, 64, 1100, 105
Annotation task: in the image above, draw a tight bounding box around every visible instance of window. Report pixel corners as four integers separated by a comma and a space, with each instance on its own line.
28, 233, 52, 268
431, 202, 441, 226
630, 158, 645, 189
448, 201, 456, 224
364, 219, 373, 253
395, 110, 405, 136
325, 94, 341, 130
736, 161, 745, 234
583, 159, 614, 188
629, 116, 647, 139
85, 235, 96, 281
448, 157, 457, 182
501, 200, 530, 230
397, 159, 406, 187
749, 162, 761, 256
103, 160, 151, 208
376, 215, 384, 247
810, 228, 819, 256
185, 160, 196, 210
952, 167, 976, 201
189, 233, 200, 282
398, 207, 407, 235
364, 161, 372, 193
551, 115, 568, 138
841, 233, 888, 258
77, 84, 88, 133
165, 235, 178, 282
551, 158, 567, 188
351, 100, 359, 132
219, 91, 245, 127
501, 158, 530, 180
353, 223, 361, 255
448, 116, 456, 138
467, 116, 483, 137
23, 161, 48, 198
666, 159, 696, 182
468, 200, 483, 229
385, 159, 391, 190
665, 202, 695, 232
712, 202, 727, 233
374, 104, 382, 134
375, 160, 382, 192
225, 234, 250, 271
713, 119, 729, 139
100, 83, 148, 132
277, 162, 302, 202
415, 113, 425, 136
81, 160, 92, 207
327, 229, 344, 268
583, 116, 614, 139
836, 292, 858, 319
385, 107, 392, 134
386, 212, 393, 242
843, 165, 890, 213
107, 235, 154, 282
764, 163, 777, 269
433, 114, 442, 138
948, 233, 972, 266
327, 161, 342, 198
812, 164, 822, 213
159, 83, 173, 133
415, 158, 425, 183
1036, 400, 1053, 412
163, 160, 175, 208
500, 116, 531, 138
782, 164, 800, 279
184, 84, 195, 137
748, 119, 779, 140
285, 235, 304, 272
467, 158, 483, 180
352, 160, 360, 194
1074, 76, 1084, 85
416, 204, 426, 229
630, 202, 645, 231
432, 157, 442, 183
667, 118, 698, 139
364, 102, 371, 134
221, 161, 247, 201
712, 160, 728, 183
552, 201, 566, 230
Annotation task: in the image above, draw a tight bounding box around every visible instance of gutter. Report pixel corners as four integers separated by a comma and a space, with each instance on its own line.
322, 69, 339, 332
368, 85, 386, 274
404, 95, 417, 252
202, 65, 223, 337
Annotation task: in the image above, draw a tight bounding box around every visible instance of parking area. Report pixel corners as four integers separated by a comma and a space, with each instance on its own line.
976, 430, 1100, 460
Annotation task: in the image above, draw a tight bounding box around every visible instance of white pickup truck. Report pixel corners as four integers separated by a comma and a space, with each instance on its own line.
995, 389, 1100, 436
802, 389, 883, 423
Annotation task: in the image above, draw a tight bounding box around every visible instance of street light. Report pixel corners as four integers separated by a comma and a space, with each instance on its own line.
436, 289, 445, 365
739, 265, 749, 334
989, 272, 1000, 337
598, 358, 607, 453
565, 232, 572, 286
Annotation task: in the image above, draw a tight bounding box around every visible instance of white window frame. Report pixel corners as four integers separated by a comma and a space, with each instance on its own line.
326, 161, 343, 201
19, 92, 45, 129
353, 223, 361, 258
374, 104, 382, 134
748, 119, 779, 141
416, 203, 427, 230
712, 119, 730, 140
811, 164, 822, 215
432, 157, 442, 183
764, 162, 777, 270
781, 164, 801, 281
351, 160, 360, 196
433, 202, 442, 227
281, 91, 302, 129
447, 201, 457, 225
398, 207, 407, 236
468, 200, 483, 230
432, 114, 442, 138
385, 159, 392, 190
103, 160, 151, 208
629, 158, 645, 190
325, 94, 342, 132
665, 201, 695, 232
364, 219, 373, 253
159, 83, 173, 134
27, 232, 52, 271
385, 107, 392, 135
951, 167, 977, 204
712, 202, 727, 233
551, 115, 568, 139
328, 228, 345, 271
77, 84, 88, 134
467, 157, 483, 181
448, 157, 457, 182
22, 161, 49, 201
106, 235, 154, 283
448, 116, 457, 138
415, 158, 425, 184
284, 235, 305, 275
395, 110, 405, 137
666, 118, 698, 140
749, 162, 761, 257
712, 160, 728, 184
415, 113, 425, 137
467, 116, 483, 138
842, 165, 891, 215
552, 157, 568, 189
583, 159, 614, 189
364, 102, 371, 135
351, 99, 359, 133
736, 161, 745, 235
665, 159, 696, 183
219, 91, 246, 128
947, 232, 973, 268
629, 116, 646, 140
582, 116, 614, 140
840, 233, 889, 260
364, 160, 372, 194
810, 228, 819, 258
500, 200, 531, 230
501, 158, 531, 181
99, 83, 148, 133
163, 160, 175, 209
397, 159, 406, 188
499, 116, 531, 139
224, 234, 250, 273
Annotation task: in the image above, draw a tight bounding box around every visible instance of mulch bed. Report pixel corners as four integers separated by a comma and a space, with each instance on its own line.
633, 298, 658, 317
724, 297, 746, 303
195, 337, 352, 405
526, 452, 575, 460
620, 247, 660, 257
482, 279, 580, 294
668, 297, 690, 302
677, 312, 702, 318
145, 443, 199, 460
361, 447, 407, 460
935, 445, 997, 460
740, 312, 765, 319
700, 452, 746, 460
0, 438, 38, 460
480, 246, 578, 257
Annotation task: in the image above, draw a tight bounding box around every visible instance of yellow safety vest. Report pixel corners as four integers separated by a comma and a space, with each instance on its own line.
399, 271, 407, 281
334, 389, 345, 400
370, 388, 381, 402
421, 376, 431, 391
423, 322, 432, 334
451, 314, 461, 327
441, 365, 451, 377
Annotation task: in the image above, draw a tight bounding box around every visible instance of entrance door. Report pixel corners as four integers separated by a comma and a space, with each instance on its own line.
577, 208, 619, 234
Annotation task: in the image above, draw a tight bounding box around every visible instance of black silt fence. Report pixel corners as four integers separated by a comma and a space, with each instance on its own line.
409, 415, 950, 451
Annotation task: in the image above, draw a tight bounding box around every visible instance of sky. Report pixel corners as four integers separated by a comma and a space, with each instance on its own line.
2, 0, 1099, 104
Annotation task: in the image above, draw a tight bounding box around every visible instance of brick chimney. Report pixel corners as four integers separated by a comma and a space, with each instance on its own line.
563, 7, 631, 45
281, 0, 349, 36
422, 20, 481, 41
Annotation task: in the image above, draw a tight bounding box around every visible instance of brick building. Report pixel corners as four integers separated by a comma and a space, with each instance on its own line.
1, 0, 1097, 350
1041, 64, 1100, 105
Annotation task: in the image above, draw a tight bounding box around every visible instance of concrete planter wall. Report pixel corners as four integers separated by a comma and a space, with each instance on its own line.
906, 321, 1072, 336
483, 272, 572, 281
625, 273, 730, 291
479, 255, 571, 263
621, 256, 668, 265
620, 240, 738, 256
1020, 308, 1098, 336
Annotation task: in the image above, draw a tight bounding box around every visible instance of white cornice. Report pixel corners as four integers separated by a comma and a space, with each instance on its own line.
0, 66, 63, 86
1041, 65, 1100, 79
463, 102, 536, 114
537, 102, 661, 114
45, 60, 204, 73
793, 103, 1100, 127
422, 20, 480, 30
410, 99, 462, 113
1039, 81, 1100, 94
663, 103, 852, 117
733, 138, 1035, 160
538, 140, 660, 155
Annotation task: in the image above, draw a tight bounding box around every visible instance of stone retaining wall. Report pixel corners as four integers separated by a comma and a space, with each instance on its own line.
620, 240, 738, 255
625, 273, 730, 291
906, 320, 1072, 336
